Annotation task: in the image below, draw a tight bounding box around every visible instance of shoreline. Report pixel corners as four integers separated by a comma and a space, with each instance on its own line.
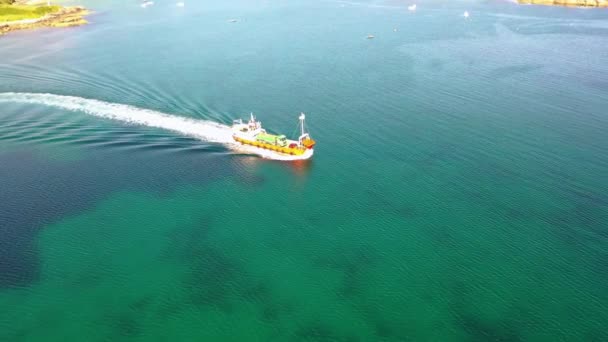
0, 5, 90, 36
517, 0, 608, 7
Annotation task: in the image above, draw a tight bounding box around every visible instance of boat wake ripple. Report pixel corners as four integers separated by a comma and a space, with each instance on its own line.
0, 93, 311, 160
0, 92, 234, 143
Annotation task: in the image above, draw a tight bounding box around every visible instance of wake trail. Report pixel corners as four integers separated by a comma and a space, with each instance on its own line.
0, 92, 235, 144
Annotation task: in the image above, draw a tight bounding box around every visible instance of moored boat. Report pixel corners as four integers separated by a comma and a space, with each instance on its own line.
232, 113, 315, 159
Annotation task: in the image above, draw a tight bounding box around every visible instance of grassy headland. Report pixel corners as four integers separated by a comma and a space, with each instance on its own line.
0, 0, 89, 35
0, 4, 61, 22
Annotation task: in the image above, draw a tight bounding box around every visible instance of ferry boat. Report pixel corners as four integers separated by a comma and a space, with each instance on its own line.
232, 113, 316, 159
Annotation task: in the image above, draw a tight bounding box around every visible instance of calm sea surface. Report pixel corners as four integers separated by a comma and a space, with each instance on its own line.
1, 0, 608, 340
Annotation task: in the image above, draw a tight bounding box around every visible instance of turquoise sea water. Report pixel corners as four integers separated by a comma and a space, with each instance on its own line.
1, 0, 608, 340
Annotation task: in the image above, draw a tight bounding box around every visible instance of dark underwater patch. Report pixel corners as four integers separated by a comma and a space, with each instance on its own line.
0, 328, 27, 342
164, 216, 239, 310
362, 187, 417, 220
129, 295, 154, 312
0, 150, 98, 288
116, 314, 141, 337
0, 143, 229, 289
415, 142, 460, 172
164, 216, 215, 261
425, 225, 459, 248
584, 329, 608, 342
180, 243, 292, 318
546, 186, 608, 247
295, 321, 359, 342
313, 246, 377, 299
259, 303, 282, 322
182, 245, 240, 311
155, 302, 184, 322
166, 217, 286, 318
446, 279, 524, 342
457, 314, 522, 342
243, 282, 295, 323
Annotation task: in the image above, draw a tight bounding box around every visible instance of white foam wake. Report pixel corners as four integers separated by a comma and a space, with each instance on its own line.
0, 92, 234, 144
0, 92, 313, 160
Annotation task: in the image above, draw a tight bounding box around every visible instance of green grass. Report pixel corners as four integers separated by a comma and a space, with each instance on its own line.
0, 4, 61, 23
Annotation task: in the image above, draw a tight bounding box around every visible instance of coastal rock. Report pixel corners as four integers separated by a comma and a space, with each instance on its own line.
517, 0, 608, 7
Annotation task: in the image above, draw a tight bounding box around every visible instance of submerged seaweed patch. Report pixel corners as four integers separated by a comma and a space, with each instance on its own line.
547, 189, 608, 247
446, 280, 525, 342
129, 296, 154, 312
165, 217, 241, 311
183, 246, 240, 311
116, 314, 141, 337
166, 217, 282, 317
458, 314, 522, 342
362, 187, 417, 220
314, 247, 377, 299
296, 321, 359, 342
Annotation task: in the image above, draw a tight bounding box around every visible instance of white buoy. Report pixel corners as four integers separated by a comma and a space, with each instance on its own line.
463, 11, 470, 19
408, 4, 417, 11
176, 2, 185, 7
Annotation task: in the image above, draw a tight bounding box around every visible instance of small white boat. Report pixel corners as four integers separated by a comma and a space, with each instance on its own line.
141, 1, 154, 8
367, 34, 375, 39
228, 19, 239, 23
176, 2, 185, 7
408, 4, 417, 11
463, 11, 470, 18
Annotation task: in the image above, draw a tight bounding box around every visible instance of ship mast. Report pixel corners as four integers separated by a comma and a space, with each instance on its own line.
249, 112, 259, 130
299, 113, 306, 136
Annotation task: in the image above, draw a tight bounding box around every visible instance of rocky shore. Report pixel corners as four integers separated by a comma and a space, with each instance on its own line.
0, 5, 89, 36
518, 0, 608, 7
